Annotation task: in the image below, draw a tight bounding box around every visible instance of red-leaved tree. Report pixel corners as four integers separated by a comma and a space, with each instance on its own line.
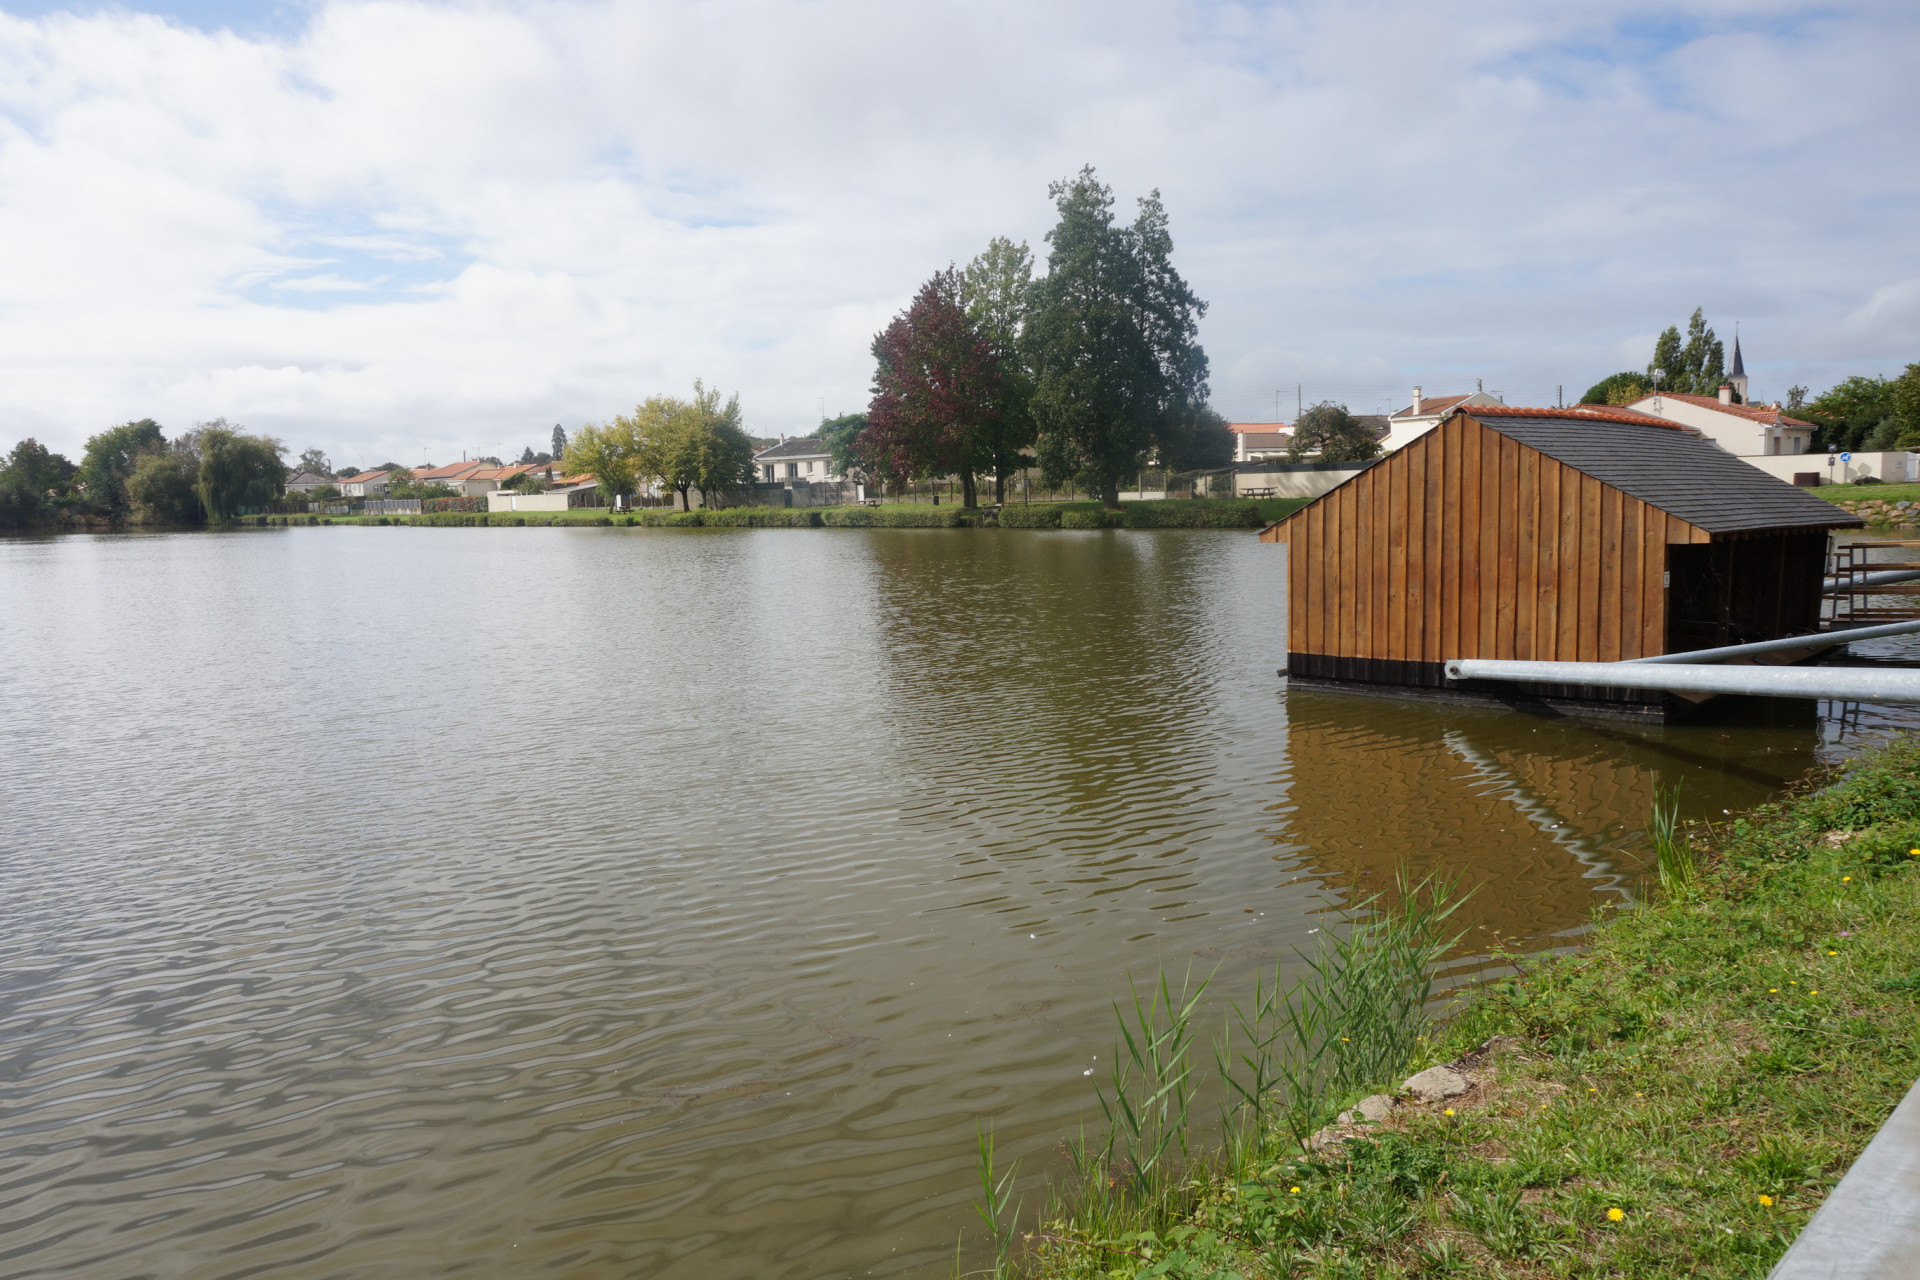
860, 267, 1002, 507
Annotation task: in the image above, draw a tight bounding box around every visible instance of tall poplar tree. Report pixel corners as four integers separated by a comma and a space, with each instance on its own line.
1648, 308, 1726, 395
962, 237, 1038, 503
1024, 167, 1208, 508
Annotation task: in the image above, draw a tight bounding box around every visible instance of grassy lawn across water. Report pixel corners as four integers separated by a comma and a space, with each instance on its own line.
251, 496, 1309, 529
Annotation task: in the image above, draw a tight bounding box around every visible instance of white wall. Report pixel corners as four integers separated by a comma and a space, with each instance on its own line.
1626, 396, 1815, 456
1233, 463, 1375, 499
1736, 451, 1918, 486
486, 490, 572, 511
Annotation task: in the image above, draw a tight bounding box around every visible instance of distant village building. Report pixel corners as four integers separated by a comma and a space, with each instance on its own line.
754, 437, 839, 482
1228, 423, 1291, 463
284, 470, 332, 494
1625, 389, 1817, 456
413, 461, 492, 489
1624, 337, 1815, 456
1381, 388, 1505, 453
1229, 417, 1387, 463
337, 470, 393, 497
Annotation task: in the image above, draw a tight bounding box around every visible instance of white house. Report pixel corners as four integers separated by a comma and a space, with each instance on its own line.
337, 469, 393, 497
284, 470, 333, 494
754, 437, 839, 482
1624, 388, 1818, 457
1380, 388, 1506, 453
1228, 423, 1291, 462
1230, 416, 1387, 462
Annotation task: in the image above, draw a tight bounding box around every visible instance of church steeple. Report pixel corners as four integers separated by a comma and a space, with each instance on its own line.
1728, 328, 1748, 404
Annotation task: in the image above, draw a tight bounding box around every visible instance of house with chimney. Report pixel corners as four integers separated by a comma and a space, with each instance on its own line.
1623, 338, 1815, 457
1228, 423, 1291, 462
755, 437, 840, 482
1380, 388, 1506, 453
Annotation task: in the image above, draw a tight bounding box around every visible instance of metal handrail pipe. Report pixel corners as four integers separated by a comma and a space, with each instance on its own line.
1444, 659, 1920, 704
1822, 568, 1920, 590
1623, 618, 1920, 665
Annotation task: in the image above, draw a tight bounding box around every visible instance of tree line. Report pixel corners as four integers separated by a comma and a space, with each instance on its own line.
0, 418, 287, 529
561, 381, 757, 508
843, 167, 1234, 510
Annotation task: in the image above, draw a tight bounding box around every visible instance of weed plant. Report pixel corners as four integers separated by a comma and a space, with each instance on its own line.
979, 874, 1466, 1277
1650, 780, 1696, 891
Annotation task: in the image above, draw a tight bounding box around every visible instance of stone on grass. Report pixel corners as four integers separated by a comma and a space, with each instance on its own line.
1402, 1065, 1469, 1103
1340, 1094, 1397, 1125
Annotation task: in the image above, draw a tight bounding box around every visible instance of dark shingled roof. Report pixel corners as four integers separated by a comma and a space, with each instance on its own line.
1466, 409, 1862, 535
754, 437, 829, 459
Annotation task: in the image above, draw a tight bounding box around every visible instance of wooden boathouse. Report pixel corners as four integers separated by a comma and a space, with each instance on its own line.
1258, 405, 1864, 711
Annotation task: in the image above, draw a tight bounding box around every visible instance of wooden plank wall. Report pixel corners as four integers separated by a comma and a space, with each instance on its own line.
1281, 415, 1707, 664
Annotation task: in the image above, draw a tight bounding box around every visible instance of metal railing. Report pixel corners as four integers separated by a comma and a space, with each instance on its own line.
1826, 540, 1920, 627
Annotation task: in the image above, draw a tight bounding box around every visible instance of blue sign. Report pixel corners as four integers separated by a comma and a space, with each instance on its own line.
1841, 452, 1853, 462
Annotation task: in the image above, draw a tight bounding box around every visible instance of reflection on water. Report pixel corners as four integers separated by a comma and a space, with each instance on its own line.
0, 527, 1912, 1279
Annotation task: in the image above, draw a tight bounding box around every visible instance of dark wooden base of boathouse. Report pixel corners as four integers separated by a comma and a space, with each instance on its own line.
1283, 652, 1682, 722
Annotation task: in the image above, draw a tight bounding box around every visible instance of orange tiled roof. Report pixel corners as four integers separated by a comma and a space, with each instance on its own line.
467, 463, 538, 482
339, 470, 392, 483
1634, 391, 1816, 429
1459, 404, 1688, 428
1227, 422, 1291, 434
414, 460, 490, 482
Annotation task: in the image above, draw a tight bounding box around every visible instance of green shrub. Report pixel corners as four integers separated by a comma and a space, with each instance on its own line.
1060, 507, 1120, 529
822, 506, 881, 526
1122, 499, 1263, 529
996, 503, 1064, 528
699, 506, 824, 527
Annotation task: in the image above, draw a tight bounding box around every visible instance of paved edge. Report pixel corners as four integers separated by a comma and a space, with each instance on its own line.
1769, 1076, 1920, 1279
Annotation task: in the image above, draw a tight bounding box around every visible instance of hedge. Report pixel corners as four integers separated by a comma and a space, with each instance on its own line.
822, 506, 981, 527
996, 504, 1063, 528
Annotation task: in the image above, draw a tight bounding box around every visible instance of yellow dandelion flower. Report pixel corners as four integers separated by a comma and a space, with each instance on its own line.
1769, 988, 1778, 993
1289, 1186, 1301, 1194
1758, 1194, 1775, 1207
1607, 1207, 1625, 1222
1843, 876, 1852, 882
1828, 950, 1839, 955
1811, 990, 1819, 995
1444, 1108, 1456, 1116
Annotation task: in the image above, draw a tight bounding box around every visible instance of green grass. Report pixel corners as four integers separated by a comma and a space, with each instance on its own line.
1814, 481, 1920, 503
1005, 734, 1920, 1279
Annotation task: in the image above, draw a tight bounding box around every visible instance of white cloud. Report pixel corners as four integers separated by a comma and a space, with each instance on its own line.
0, 0, 1916, 462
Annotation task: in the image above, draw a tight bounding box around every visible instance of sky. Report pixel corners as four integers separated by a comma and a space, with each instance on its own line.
1, 1, 1917, 467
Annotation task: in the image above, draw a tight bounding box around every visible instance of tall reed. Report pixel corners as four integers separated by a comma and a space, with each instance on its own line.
984, 872, 1468, 1274
1220, 871, 1465, 1158
1650, 780, 1695, 891
967, 1125, 1021, 1279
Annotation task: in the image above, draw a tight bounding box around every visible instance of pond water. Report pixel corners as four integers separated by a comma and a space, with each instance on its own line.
2, 527, 1914, 1279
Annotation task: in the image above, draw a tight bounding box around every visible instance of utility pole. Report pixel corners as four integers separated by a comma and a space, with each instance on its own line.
1296, 384, 1302, 420
1557, 385, 1563, 408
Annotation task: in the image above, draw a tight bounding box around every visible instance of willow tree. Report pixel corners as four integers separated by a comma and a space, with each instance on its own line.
194, 421, 286, 523
1024, 168, 1208, 509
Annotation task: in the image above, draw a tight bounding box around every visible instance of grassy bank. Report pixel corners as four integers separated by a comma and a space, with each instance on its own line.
243, 497, 1309, 531
1009, 733, 1920, 1279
